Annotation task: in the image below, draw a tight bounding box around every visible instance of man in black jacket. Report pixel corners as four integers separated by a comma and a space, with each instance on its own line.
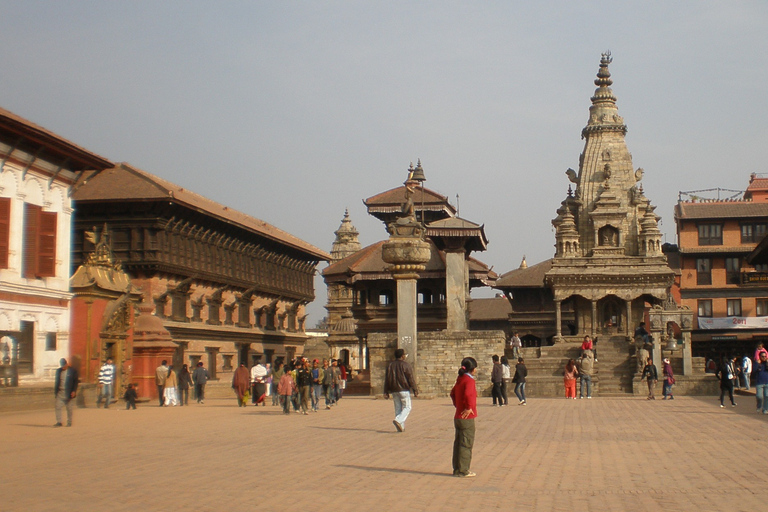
384, 348, 419, 432
54, 358, 79, 427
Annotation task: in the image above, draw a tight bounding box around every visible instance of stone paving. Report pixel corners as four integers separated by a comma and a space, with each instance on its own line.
1, 393, 767, 511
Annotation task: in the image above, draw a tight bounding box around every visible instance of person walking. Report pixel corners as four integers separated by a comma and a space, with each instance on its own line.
490, 355, 504, 406
641, 358, 658, 400
277, 368, 297, 415
311, 359, 324, 412
178, 364, 193, 406
192, 361, 208, 404
232, 362, 250, 407
450, 357, 478, 478
321, 359, 333, 409
96, 358, 116, 409
163, 365, 179, 406
124, 383, 138, 410
717, 357, 737, 408
271, 361, 284, 406
512, 357, 527, 405
509, 332, 522, 360
579, 351, 594, 399
754, 351, 768, 414
500, 356, 511, 406
741, 354, 752, 391
564, 359, 579, 399
155, 360, 169, 406
296, 360, 313, 415
250, 360, 268, 406
384, 348, 419, 432
662, 358, 675, 400
54, 358, 78, 427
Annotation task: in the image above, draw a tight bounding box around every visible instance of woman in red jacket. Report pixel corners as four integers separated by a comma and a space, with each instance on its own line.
450, 357, 478, 478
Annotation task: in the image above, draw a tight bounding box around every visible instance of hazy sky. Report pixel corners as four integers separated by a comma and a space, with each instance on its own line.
1, 2, 766, 324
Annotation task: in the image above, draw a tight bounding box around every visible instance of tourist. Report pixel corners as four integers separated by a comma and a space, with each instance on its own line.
740, 354, 752, 391
384, 348, 419, 432
581, 335, 593, 352
54, 358, 78, 427
509, 332, 522, 360
754, 352, 768, 414
329, 359, 342, 406
321, 359, 333, 409
296, 360, 313, 415
754, 343, 768, 364
232, 362, 250, 407
490, 354, 504, 406
311, 359, 324, 412
662, 358, 675, 400
271, 361, 284, 406
155, 360, 169, 406
178, 364, 193, 406
634, 322, 650, 345
450, 356, 478, 478
512, 357, 527, 405
338, 361, 347, 401
250, 360, 268, 406
717, 357, 736, 408
192, 361, 208, 404
641, 358, 658, 400
277, 366, 297, 415
579, 351, 594, 399
264, 363, 273, 402
124, 383, 138, 410
163, 365, 178, 406
96, 357, 115, 409
500, 356, 511, 406
563, 359, 579, 399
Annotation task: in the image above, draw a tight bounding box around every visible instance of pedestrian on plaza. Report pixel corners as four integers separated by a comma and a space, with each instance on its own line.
662, 358, 675, 400
500, 356, 511, 406
178, 364, 193, 406
754, 343, 768, 364
338, 361, 348, 401
740, 354, 752, 391
509, 332, 522, 360
271, 361, 284, 406
54, 358, 78, 427
563, 359, 579, 399
96, 357, 116, 409
277, 367, 297, 415
164, 366, 179, 406
289, 360, 301, 412
232, 362, 250, 407
754, 352, 768, 414
716, 357, 737, 408
311, 359, 324, 412
264, 363, 273, 401
321, 359, 333, 409
579, 351, 594, 399
384, 348, 419, 432
155, 360, 169, 406
450, 356, 478, 478
329, 359, 341, 406
490, 354, 504, 406
641, 358, 658, 400
512, 357, 527, 405
124, 383, 138, 410
192, 361, 208, 404
296, 360, 313, 415
250, 360, 268, 406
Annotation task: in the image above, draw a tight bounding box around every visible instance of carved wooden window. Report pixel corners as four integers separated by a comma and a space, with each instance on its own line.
378, 290, 394, 306
726, 299, 742, 317
22, 203, 57, 278
696, 258, 712, 286
697, 300, 712, 318
0, 197, 10, 269
697, 224, 722, 246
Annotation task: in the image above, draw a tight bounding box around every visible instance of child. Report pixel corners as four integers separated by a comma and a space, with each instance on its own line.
124, 383, 138, 410
277, 369, 297, 415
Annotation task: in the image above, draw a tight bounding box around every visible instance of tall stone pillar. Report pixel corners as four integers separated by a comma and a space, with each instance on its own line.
554, 300, 563, 343
625, 300, 632, 338
445, 249, 467, 331
591, 300, 598, 338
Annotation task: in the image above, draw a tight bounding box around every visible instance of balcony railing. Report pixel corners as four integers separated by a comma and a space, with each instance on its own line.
741, 271, 768, 285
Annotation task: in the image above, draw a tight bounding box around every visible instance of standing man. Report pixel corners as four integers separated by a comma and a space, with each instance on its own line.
155, 360, 169, 407
321, 359, 333, 409
579, 351, 594, 399
250, 359, 268, 406
192, 361, 209, 404
96, 357, 116, 409
383, 348, 419, 432
490, 355, 504, 406
741, 354, 752, 391
54, 358, 78, 427
509, 332, 522, 360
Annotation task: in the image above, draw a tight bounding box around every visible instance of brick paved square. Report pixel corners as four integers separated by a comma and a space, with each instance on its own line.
1, 395, 766, 511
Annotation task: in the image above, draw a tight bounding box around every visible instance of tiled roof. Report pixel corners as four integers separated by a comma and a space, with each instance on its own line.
364, 185, 456, 213
0, 106, 113, 171
469, 297, 512, 321
747, 178, 768, 192
73, 163, 329, 260
495, 258, 553, 288
675, 201, 768, 220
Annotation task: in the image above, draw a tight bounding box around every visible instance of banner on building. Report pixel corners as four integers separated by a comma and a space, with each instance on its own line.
698, 316, 768, 330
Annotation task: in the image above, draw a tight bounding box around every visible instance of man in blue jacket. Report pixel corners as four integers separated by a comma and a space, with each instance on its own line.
54, 358, 79, 427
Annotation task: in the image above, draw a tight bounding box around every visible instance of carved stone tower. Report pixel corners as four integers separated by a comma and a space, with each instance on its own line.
546, 52, 673, 341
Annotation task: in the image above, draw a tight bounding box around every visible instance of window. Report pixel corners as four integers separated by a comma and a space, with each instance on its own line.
378, 290, 394, 306
741, 223, 768, 243
727, 299, 742, 317
45, 332, 57, 351
698, 224, 722, 245
696, 258, 712, 285
758, 263, 768, 272
0, 198, 9, 269
725, 257, 741, 284
22, 204, 57, 278
757, 299, 768, 317
698, 300, 712, 317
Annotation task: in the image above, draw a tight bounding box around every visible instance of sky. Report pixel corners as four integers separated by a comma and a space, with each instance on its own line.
1, 1, 767, 325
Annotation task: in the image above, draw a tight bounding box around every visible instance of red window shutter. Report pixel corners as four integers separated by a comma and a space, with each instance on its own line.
23, 203, 40, 278
37, 211, 57, 277
0, 198, 10, 269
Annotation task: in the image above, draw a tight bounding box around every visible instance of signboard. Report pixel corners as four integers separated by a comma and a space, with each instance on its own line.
698, 316, 768, 330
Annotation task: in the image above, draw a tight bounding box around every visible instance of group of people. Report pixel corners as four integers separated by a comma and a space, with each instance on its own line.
714, 344, 768, 409
490, 354, 528, 405
155, 360, 210, 407
640, 357, 675, 400
234, 357, 350, 415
